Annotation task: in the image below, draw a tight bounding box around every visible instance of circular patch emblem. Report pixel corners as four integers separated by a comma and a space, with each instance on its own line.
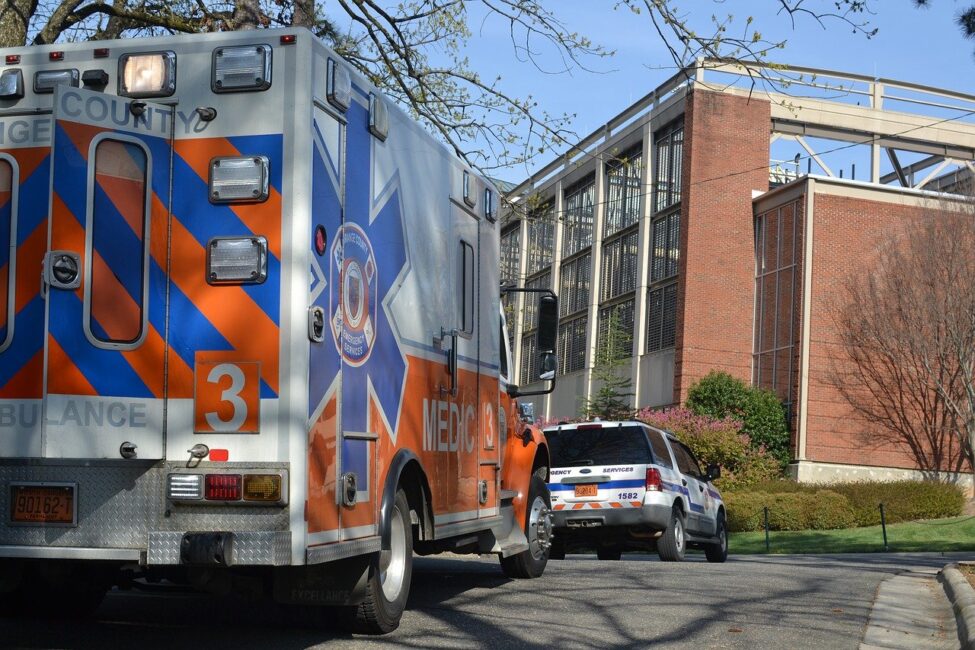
330, 223, 377, 366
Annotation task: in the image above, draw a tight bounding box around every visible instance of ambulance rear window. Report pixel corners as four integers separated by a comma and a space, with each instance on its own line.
546, 425, 652, 467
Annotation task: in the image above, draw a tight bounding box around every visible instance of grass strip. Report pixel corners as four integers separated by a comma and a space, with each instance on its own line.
729, 515, 975, 554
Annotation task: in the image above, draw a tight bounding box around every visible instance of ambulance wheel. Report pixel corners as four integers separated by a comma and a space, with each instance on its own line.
596, 545, 622, 561
705, 512, 729, 563
349, 489, 413, 634
500, 475, 552, 579
657, 506, 686, 562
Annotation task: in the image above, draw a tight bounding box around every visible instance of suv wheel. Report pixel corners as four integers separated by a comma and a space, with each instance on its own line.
705, 512, 729, 563
657, 506, 686, 562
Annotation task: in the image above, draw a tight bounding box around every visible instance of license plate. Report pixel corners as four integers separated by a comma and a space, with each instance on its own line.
10, 483, 76, 525
574, 484, 598, 497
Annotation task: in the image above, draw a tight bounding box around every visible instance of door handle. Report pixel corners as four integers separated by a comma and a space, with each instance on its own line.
45, 250, 81, 290
681, 479, 687, 486
438, 327, 459, 398
699, 485, 705, 492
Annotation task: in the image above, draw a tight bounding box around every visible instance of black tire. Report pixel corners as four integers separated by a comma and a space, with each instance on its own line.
657, 506, 686, 562
348, 489, 413, 634
705, 513, 729, 563
596, 546, 622, 561
500, 475, 552, 579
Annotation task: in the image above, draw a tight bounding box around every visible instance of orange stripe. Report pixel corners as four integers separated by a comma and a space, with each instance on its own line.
572, 503, 585, 510
150, 194, 169, 267
0, 349, 43, 398
90, 253, 143, 344
15, 221, 47, 313
630, 501, 641, 508
11, 147, 51, 184
170, 215, 279, 394
59, 121, 108, 164
97, 174, 146, 237
553, 504, 565, 511
173, 138, 282, 260
50, 193, 87, 298
611, 502, 623, 508
47, 335, 98, 396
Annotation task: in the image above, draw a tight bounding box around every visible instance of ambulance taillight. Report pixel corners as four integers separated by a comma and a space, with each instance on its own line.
205, 474, 242, 501
645, 468, 662, 492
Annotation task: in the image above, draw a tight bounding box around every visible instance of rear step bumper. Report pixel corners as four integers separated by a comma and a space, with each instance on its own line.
553, 503, 670, 530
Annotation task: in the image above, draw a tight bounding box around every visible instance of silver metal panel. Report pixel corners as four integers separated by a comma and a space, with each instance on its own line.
306, 536, 380, 565
0, 463, 290, 550
146, 531, 291, 565
232, 531, 291, 566
0, 545, 140, 561
146, 532, 182, 565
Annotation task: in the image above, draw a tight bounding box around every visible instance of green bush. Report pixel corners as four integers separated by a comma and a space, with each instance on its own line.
685, 371, 790, 467
725, 491, 856, 532
725, 479, 966, 532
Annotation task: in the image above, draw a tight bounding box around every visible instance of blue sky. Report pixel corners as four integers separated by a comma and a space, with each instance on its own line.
325, 2, 975, 182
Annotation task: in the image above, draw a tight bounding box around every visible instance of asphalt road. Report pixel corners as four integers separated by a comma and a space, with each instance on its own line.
1, 552, 972, 649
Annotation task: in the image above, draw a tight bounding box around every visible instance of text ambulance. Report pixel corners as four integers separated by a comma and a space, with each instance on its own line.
0, 28, 560, 633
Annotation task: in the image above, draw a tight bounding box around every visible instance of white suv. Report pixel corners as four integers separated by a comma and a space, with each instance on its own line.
544, 421, 727, 562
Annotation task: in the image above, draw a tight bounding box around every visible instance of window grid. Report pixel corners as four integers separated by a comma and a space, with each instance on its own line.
651, 209, 680, 282
561, 175, 595, 258
522, 271, 551, 332
654, 122, 684, 213
600, 228, 639, 301
557, 316, 587, 375
559, 252, 591, 318
646, 282, 678, 353
520, 333, 539, 384
597, 298, 635, 361
500, 225, 521, 284
753, 203, 799, 408
605, 147, 643, 237
526, 202, 555, 275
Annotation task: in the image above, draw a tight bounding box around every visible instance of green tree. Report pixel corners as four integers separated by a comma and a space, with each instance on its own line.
685, 371, 790, 467
581, 307, 634, 421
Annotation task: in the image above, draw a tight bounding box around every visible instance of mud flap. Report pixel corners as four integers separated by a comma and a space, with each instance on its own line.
484, 492, 529, 558
272, 554, 371, 606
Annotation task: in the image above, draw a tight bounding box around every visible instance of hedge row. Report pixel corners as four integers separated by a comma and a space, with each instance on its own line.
724, 480, 965, 532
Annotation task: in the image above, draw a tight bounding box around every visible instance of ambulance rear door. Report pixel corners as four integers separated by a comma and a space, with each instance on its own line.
42, 86, 173, 459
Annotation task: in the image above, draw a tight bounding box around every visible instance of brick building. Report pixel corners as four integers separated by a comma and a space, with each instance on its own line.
500, 61, 975, 482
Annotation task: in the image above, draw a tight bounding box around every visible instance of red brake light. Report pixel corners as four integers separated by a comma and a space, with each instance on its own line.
49, 51, 64, 61
205, 474, 241, 500
5, 55, 19, 65
280, 34, 297, 45
576, 424, 603, 430
645, 468, 662, 491
94, 48, 109, 58
209, 448, 229, 462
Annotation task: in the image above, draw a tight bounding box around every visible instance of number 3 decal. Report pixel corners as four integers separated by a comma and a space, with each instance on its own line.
194, 357, 260, 433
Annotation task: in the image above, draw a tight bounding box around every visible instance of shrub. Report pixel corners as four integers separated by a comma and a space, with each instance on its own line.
724, 491, 857, 532
636, 406, 782, 490
685, 371, 790, 467
724, 479, 965, 532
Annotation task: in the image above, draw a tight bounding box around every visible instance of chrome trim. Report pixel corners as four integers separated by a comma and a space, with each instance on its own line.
0, 545, 140, 561
306, 536, 381, 565
434, 515, 502, 540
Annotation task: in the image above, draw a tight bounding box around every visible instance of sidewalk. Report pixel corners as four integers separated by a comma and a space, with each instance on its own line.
860, 568, 960, 649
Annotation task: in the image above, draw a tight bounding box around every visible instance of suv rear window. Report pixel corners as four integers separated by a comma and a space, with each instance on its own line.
546, 425, 653, 467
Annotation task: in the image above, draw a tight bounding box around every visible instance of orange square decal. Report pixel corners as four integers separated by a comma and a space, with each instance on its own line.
194, 354, 260, 433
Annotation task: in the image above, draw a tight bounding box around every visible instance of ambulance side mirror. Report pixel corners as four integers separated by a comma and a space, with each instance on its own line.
510, 294, 559, 397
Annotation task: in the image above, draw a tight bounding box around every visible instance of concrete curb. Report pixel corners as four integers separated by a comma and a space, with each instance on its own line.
939, 563, 975, 650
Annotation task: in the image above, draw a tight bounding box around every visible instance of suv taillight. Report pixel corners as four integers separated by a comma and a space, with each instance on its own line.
645, 468, 662, 492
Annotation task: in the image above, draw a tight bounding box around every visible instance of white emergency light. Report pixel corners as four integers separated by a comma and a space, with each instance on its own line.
0, 69, 23, 99
212, 44, 272, 92
118, 51, 175, 97
369, 92, 388, 141
167, 474, 203, 500
209, 156, 269, 203
326, 58, 351, 111
206, 237, 268, 285
33, 69, 79, 93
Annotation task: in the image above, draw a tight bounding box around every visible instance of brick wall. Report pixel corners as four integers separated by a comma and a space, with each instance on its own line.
799, 188, 965, 471
674, 89, 770, 403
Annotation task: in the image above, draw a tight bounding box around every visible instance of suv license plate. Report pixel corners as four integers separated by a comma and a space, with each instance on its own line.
10, 484, 76, 525
574, 484, 598, 497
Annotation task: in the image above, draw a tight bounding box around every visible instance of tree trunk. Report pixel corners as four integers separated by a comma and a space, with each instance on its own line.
0, 0, 37, 47
232, 0, 261, 30
293, 0, 315, 28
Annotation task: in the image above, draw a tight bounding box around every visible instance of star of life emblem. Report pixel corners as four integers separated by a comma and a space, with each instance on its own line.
330, 222, 378, 366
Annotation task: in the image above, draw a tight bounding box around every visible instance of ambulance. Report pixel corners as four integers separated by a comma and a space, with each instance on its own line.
0, 27, 559, 633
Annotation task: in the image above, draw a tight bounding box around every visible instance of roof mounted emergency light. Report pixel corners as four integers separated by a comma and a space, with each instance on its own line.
212, 44, 271, 93
34, 69, 79, 94
0, 69, 24, 99
326, 58, 350, 112
368, 92, 388, 141
118, 51, 175, 98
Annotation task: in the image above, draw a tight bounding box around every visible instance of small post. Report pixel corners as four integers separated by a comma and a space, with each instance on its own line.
879, 503, 889, 552
763, 506, 771, 553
